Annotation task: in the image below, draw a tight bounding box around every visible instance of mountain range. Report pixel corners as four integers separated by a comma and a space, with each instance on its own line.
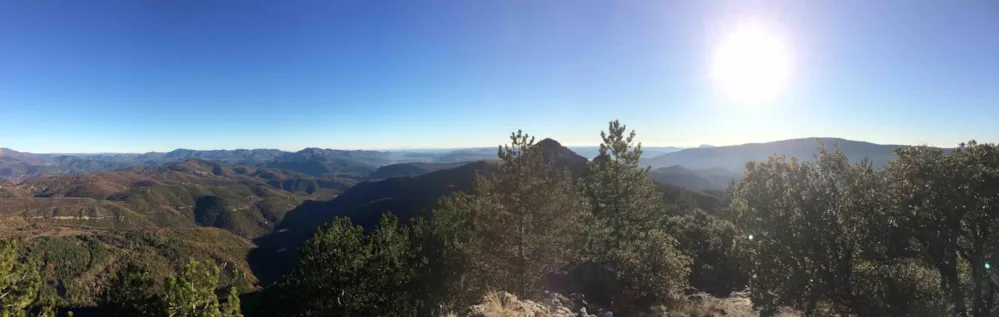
0, 147, 416, 180
0, 136, 945, 299
3, 137, 925, 193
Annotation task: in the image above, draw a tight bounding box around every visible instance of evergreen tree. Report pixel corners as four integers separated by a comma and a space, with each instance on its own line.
0, 239, 39, 317
269, 214, 420, 317
410, 193, 480, 314
448, 130, 587, 300
0, 239, 54, 317
162, 259, 242, 317
579, 120, 691, 310
98, 262, 159, 316
221, 287, 242, 317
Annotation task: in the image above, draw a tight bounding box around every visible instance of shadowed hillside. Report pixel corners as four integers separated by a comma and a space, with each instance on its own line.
249, 160, 498, 284
248, 138, 590, 284
648, 165, 742, 191
366, 162, 468, 179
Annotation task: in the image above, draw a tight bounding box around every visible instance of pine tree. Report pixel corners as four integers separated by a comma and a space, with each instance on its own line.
435, 130, 587, 300
268, 214, 420, 317
98, 262, 158, 316
580, 120, 691, 309
162, 259, 242, 317
220, 287, 242, 317
0, 240, 44, 317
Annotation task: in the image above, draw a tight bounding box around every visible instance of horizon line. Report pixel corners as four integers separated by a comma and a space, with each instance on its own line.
0, 136, 965, 155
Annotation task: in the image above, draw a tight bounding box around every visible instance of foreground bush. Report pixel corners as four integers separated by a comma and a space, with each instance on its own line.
262, 215, 420, 317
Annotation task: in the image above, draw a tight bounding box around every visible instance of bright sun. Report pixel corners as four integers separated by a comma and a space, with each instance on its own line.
711, 22, 791, 106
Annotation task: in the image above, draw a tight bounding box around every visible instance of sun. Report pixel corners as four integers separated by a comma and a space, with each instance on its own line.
711, 22, 791, 106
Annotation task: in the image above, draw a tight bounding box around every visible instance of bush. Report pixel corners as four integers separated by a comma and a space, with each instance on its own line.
667, 209, 748, 296
263, 214, 420, 317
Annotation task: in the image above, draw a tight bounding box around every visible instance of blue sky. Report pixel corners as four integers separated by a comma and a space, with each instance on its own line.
1, 1, 996, 153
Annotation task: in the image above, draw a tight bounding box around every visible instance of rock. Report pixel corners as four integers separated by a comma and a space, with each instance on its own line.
682, 286, 700, 296
467, 291, 580, 317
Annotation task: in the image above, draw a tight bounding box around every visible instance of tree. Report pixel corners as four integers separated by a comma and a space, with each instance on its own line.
268, 214, 420, 317
730, 145, 886, 316
98, 262, 159, 316
0, 239, 55, 317
162, 259, 242, 317
221, 288, 242, 317
446, 130, 588, 299
666, 209, 747, 296
579, 120, 691, 310
885, 141, 998, 317
0, 239, 39, 317
411, 195, 477, 314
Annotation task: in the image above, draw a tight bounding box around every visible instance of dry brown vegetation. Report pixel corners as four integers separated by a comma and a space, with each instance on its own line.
0, 159, 363, 310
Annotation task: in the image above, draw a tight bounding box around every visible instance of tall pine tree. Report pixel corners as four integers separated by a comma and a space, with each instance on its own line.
580, 120, 691, 310
443, 130, 587, 300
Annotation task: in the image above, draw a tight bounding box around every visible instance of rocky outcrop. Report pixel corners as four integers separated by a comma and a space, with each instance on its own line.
466, 291, 601, 317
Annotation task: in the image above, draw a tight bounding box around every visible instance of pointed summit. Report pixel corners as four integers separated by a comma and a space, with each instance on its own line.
530, 138, 588, 175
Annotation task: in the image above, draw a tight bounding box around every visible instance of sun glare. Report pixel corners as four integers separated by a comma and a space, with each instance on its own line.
711, 22, 791, 106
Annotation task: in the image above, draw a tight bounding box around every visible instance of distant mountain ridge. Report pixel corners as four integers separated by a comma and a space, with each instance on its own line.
567, 146, 686, 160
2, 137, 932, 180
0, 147, 421, 179
641, 137, 917, 172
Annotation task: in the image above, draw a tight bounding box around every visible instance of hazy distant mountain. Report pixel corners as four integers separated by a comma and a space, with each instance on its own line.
648, 165, 741, 191
641, 138, 911, 172
161, 148, 287, 163
0, 148, 42, 163
423, 147, 498, 163
567, 146, 686, 160
0, 147, 394, 179
698, 144, 716, 148
367, 162, 469, 179
0, 137, 923, 180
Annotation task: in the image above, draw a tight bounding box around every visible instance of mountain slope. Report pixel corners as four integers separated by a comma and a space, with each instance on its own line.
367, 162, 468, 179
648, 165, 741, 191
249, 138, 591, 284
2, 159, 355, 239
0, 158, 369, 307
0, 148, 43, 163
641, 138, 908, 171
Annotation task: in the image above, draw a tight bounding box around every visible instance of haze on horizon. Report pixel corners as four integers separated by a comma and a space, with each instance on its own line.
1, 1, 996, 153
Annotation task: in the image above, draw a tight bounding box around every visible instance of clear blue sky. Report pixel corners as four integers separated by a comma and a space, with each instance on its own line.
1, 1, 996, 153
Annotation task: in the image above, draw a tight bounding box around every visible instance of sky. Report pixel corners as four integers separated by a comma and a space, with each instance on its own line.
1, 0, 996, 153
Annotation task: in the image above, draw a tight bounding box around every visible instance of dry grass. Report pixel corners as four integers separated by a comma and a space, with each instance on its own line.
464, 291, 559, 317
481, 291, 521, 317
455, 291, 803, 317
651, 294, 801, 317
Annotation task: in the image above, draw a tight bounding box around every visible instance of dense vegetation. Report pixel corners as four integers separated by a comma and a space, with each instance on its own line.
1, 121, 996, 316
